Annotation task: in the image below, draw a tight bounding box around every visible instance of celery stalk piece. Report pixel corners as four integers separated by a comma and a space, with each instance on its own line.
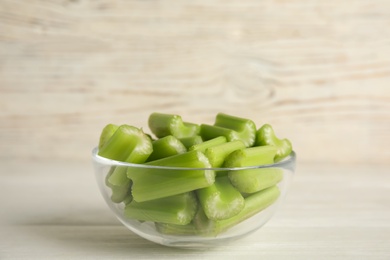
189, 136, 227, 152
148, 113, 200, 139
110, 183, 132, 203
196, 176, 245, 220
146, 135, 187, 162
179, 136, 203, 149
98, 124, 119, 150
255, 124, 293, 162
204, 140, 246, 168
105, 168, 132, 203
155, 222, 198, 236
228, 168, 283, 194
214, 185, 280, 233
98, 125, 153, 163
128, 151, 215, 202
223, 146, 278, 168
202, 113, 256, 147
124, 192, 198, 225
122, 192, 133, 205
107, 166, 130, 186
200, 124, 237, 143
192, 205, 215, 235
194, 186, 280, 235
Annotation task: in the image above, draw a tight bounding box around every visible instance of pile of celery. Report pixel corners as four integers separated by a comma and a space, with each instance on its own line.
97, 113, 293, 236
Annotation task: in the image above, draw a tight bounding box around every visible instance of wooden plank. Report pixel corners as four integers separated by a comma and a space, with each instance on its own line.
0, 0, 390, 163
1, 161, 389, 259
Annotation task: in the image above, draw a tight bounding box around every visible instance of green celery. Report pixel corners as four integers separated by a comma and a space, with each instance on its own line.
194, 186, 281, 235
228, 168, 283, 193
127, 150, 215, 202
105, 168, 131, 203
155, 222, 198, 236
223, 146, 277, 168
146, 135, 187, 162
124, 192, 198, 225
255, 124, 293, 162
196, 176, 245, 220
107, 166, 130, 186
179, 136, 203, 149
98, 124, 119, 150
200, 113, 256, 147
189, 136, 227, 152
214, 185, 280, 233
204, 140, 246, 168
98, 125, 153, 163
148, 112, 200, 139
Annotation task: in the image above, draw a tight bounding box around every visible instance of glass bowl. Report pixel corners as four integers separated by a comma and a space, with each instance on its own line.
92, 147, 296, 248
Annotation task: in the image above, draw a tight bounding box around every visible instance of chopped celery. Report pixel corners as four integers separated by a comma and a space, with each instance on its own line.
105, 168, 131, 203
148, 113, 200, 139
107, 166, 130, 186
189, 136, 227, 152
200, 124, 237, 143
179, 136, 203, 149
98, 125, 153, 163
194, 186, 280, 235
228, 168, 283, 193
127, 151, 215, 202
204, 140, 246, 168
200, 113, 256, 147
123, 192, 133, 205
98, 124, 118, 150
214, 185, 280, 233
223, 146, 277, 168
96, 113, 293, 237
214, 113, 257, 147
196, 176, 244, 220
146, 135, 187, 162
255, 124, 293, 162
124, 192, 198, 225
155, 222, 198, 236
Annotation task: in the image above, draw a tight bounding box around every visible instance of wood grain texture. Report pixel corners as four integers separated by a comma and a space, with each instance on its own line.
1, 161, 389, 259
0, 0, 390, 163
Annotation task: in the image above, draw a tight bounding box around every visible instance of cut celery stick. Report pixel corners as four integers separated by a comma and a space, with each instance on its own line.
223, 146, 277, 168
148, 113, 200, 138
105, 168, 132, 203
107, 166, 130, 186
127, 151, 215, 202
189, 136, 227, 152
192, 205, 215, 235
255, 124, 293, 162
194, 186, 280, 235
196, 176, 245, 220
228, 168, 283, 193
204, 140, 246, 168
200, 124, 238, 143
124, 192, 198, 225
123, 192, 133, 205
110, 183, 131, 203
98, 124, 119, 150
179, 136, 203, 149
214, 113, 257, 147
146, 135, 187, 162
214, 185, 280, 233
98, 125, 153, 163
155, 222, 198, 236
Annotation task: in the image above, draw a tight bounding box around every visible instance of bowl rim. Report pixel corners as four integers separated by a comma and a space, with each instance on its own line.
91, 147, 296, 171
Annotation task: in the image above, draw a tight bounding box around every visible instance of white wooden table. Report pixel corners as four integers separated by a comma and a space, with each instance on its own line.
1, 160, 389, 259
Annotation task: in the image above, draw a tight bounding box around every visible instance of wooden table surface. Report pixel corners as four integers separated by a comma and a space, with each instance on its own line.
1, 1, 390, 259
1, 160, 389, 259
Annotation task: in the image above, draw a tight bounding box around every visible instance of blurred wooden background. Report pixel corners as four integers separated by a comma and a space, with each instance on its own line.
0, 0, 389, 164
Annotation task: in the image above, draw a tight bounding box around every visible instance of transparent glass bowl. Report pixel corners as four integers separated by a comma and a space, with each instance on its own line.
92, 148, 296, 248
